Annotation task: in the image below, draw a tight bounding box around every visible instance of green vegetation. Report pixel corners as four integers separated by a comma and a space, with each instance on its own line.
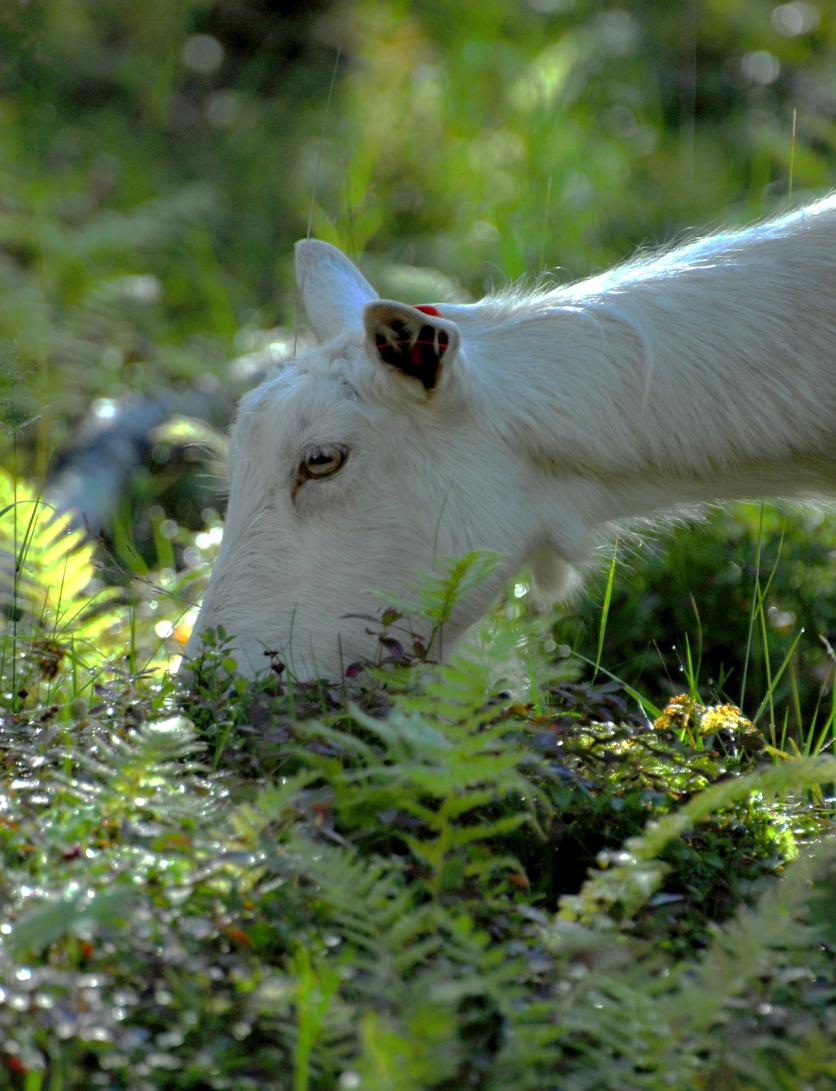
0, 2, 834, 1088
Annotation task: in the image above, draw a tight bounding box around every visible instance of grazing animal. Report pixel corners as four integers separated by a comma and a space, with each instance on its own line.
187, 196, 836, 679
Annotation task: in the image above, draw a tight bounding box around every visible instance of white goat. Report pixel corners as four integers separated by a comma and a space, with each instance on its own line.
187, 196, 836, 679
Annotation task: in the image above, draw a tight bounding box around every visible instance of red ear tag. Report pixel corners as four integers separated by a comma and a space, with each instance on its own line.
415, 304, 441, 316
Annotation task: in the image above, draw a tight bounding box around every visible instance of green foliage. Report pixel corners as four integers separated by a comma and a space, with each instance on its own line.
0, 0, 331, 466
0, 471, 123, 704
540, 836, 836, 1091
294, 650, 546, 896
1, 613, 835, 1087
377, 550, 501, 648
555, 503, 836, 744
324, 0, 834, 285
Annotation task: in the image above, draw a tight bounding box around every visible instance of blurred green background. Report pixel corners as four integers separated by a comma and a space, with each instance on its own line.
0, 0, 833, 733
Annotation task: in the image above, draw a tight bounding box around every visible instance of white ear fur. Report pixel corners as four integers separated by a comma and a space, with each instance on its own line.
294, 239, 378, 342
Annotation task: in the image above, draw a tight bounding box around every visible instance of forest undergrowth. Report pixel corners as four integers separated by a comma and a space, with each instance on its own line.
0, 484, 834, 1090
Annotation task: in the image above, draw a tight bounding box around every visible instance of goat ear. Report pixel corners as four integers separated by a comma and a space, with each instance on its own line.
364, 301, 460, 393
294, 239, 378, 342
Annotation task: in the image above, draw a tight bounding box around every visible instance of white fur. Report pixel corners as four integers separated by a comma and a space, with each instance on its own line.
188, 197, 836, 679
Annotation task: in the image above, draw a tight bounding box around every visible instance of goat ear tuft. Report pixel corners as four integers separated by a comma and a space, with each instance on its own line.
364, 301, 460, 393
294, 240, 378, 342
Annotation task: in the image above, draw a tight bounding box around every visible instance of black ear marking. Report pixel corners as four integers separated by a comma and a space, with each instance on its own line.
365, 301, 459, 393
375, 320, 448, 391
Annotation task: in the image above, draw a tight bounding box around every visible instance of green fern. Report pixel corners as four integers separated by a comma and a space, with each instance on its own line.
292, 647, 547, 897
1, 536, 834, 1089
374, 549, 501, 658
558, 754, 836, 928
537, 836, 836, 1091
0, 470, 122, 699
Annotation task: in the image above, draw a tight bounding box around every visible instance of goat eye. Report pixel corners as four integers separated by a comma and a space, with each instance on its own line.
301, 444, 348, 479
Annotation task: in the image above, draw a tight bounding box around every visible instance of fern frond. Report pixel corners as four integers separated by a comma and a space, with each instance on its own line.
671, 837, 835, 1026
559, 755, 836, 925
0, 471, 123, 697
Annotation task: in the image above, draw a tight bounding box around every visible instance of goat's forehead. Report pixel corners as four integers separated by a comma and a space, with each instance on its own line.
242, 333, 368, 408
234, 347, 372, 450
